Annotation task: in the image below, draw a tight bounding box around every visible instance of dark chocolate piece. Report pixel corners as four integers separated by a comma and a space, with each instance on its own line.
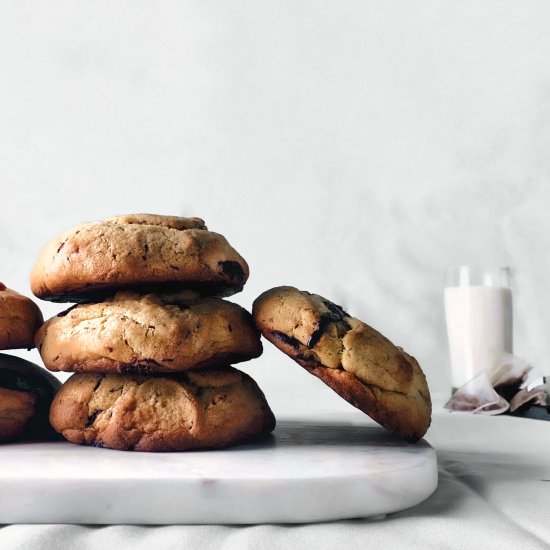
307, 301, 351, 349
85, 410, 102, 427
271, 331, 302, 351
218, 261, 245, 284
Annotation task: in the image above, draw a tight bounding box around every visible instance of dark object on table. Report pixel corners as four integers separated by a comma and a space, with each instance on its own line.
496, 376, 550, 421
0, 353, 61, 441
494, 382, 521, 403
507, 404, 550, 421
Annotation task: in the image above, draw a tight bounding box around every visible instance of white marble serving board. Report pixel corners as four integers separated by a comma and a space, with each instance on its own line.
0, 417, 437, 524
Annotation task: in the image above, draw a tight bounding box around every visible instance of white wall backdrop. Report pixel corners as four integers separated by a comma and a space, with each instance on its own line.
1, 1, 549, 413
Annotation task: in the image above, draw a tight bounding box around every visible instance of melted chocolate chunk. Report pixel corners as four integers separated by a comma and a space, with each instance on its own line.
306, 299, 351, 349
218, 261, 244, 284
271, 331, 302, 350
85, 410, 102, 427
322, 299, 350, 320
307, 315, 333, 349
90, 375, 105, 394
119, 359, 166, 375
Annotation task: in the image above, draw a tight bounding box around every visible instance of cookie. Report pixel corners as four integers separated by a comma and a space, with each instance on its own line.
0, 284, 43, 350
0, 353, 61, 441
36, 290, 262, 374
49, 366, 276, 452
0, 387, 36, 442
30, 214, 250, 302
252, 286, 431, 441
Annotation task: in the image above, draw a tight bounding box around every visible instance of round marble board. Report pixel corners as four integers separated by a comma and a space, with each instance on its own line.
0, 417, 437, 524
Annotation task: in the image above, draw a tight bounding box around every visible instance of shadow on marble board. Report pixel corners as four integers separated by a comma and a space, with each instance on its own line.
437, 449, 548, 489
232, 420, 428, 451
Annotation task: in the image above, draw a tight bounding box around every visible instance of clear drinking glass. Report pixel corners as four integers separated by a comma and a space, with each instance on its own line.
444, 266, 513, 391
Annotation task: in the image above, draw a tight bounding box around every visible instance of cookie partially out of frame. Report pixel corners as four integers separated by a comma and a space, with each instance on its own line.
0, 353, 61, 442
30, 214, 250, 302
0, 387, 36, 442
36, 290, 262, 374
252, 286, 431, 441
0, 284, 43, 350
49, 366, 276, 452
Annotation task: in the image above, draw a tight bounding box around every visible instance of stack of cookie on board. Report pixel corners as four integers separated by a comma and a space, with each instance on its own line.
30, 214, 275, 451
3, 212, 432, 452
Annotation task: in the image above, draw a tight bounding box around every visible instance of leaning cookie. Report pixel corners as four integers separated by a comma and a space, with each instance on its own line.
0, 353, 61, 442
252, 286, 431, 441
50, 366, 276, 452
30, 214, 250, 302
0, 284, 43, 350
36, 290, 262, 374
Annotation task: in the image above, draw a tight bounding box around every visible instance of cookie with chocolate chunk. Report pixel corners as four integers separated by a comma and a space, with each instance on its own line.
0, 353, 61, 442
252, 286, 431, 441
49, 366, 276, 452
30, 214, 250, 302
36, 290, 262, 374
0, 284, 43, 350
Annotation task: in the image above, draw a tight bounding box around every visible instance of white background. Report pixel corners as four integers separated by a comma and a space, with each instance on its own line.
1, 1, 549, 413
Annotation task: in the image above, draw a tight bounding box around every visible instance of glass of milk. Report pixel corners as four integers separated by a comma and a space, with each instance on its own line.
444, 266, 513, 391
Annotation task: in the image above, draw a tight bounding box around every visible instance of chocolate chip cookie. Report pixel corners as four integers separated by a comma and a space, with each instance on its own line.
30, 214, 250, 302
252, 286, 431, 441
36, 290, 262, 374
0, 284, 43, 350
0, 353, 61, 442
49, 366, 276, 451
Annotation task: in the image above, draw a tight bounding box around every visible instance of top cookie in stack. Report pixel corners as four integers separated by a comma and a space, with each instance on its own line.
30, 214, 249, 302
31, 214, 275, 452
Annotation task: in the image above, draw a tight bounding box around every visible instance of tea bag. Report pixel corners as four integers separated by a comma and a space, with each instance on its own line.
444, 369, 509, 415
490, 354, 531, 388
509, 383, 547, 412
445, 354, 549, 415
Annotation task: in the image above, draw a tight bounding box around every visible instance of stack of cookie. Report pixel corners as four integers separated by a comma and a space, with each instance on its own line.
0, 284, 60, 442
31, 214, 275, 452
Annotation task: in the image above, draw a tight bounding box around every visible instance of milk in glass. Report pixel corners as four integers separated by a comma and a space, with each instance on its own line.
444, 267, 513, 389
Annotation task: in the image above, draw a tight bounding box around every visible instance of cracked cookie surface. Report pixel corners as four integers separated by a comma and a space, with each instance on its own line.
0, 283, 43, 350
252, 286, 431, 441
36, 290, 262, 374
49, 366, 276, 451
30, 213, 250, 302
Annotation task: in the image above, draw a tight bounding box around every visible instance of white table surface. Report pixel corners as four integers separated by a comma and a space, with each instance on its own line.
1, 408, 549, 550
